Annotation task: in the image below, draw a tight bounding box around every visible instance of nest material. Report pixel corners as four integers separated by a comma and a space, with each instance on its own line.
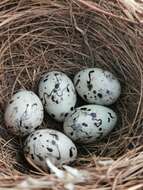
0, 0, 143, 189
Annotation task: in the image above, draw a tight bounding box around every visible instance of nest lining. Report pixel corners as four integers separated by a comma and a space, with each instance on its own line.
0, 0, 143, 189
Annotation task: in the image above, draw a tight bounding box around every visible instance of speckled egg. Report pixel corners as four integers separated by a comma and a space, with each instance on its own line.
63, 105, 117, 144
38, 71, 77, 122
24, 129, 77, 170
74, 68, 121, 105
4, 90, 44, 136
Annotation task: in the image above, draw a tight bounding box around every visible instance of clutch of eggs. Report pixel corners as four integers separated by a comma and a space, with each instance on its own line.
74, 68, 121, 105
4, 90, 44, 136
38, 71, 77, 122
63, 105, 117, 144
24, 129, 77, 171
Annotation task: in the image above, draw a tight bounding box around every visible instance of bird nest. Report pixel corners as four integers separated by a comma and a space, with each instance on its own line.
0, 0, 143, 189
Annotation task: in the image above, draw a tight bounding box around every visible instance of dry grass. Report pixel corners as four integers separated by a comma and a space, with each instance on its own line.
0, 0, 143, 189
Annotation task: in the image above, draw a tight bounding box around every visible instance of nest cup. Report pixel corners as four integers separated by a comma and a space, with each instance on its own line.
0, 0, 143, 189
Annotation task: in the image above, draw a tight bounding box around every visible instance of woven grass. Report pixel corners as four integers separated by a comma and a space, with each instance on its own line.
0, 0, 143, 189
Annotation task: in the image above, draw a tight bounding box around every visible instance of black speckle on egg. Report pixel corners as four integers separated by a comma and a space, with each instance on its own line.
44, 78, 48, 82
69, 147, 75, 157
65, 113, 68, 117
33, 137, 37, 140
53, 89, 57, 93
47, 147, 53, 152
93, 90, 96, 94
35, 126, 40, 130
19, 119, 22, 127
82, 123, 88, 127
83, 94, 87, 100
56, 157, 61, 161
51, 95, 55, 102
52, 140, 56, 145
108, 112, 114, 119
75, 79, 80, 87
87, 81, 93, 91
32, 103, 38, 107
67, 86, 70, 92
70, 107, 74, 111
30, 133, 34, 138
54, 73, 59, 76
99, 128, 102, 131
35, 131, 40, 135
97, 93, 103, 98
55, 83, 59, 89
49, 133, 59, 140
80, 107, 87, 111
106, 90, 110, 94
51, 113, 55, 118
9, 100, 14, 104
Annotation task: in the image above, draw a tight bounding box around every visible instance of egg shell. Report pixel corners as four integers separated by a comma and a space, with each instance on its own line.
4, 90, 44, 136
74, 68, 121, 105
38, 71, 77, 122
24, 129, 77, 170
63, 105, 117, 144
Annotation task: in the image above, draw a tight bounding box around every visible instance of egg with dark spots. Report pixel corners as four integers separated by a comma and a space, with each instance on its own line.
4, 90, 44, 136
24, 129, 77, 171
38, 71, 77, 122
74, 68, 121, 105
63, 105, 117, 144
